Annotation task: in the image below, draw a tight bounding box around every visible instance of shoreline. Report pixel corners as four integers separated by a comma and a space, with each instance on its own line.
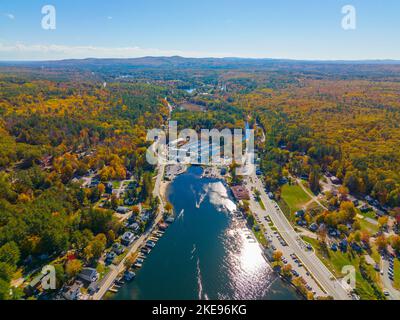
159, 180, 170, 205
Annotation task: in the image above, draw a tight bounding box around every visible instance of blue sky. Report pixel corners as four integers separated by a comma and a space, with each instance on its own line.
0, 0, 399, 60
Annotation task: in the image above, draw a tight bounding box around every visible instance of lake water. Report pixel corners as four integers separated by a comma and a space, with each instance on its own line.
112, 166, 299, 300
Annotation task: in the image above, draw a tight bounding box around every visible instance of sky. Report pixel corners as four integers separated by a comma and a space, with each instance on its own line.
0, 0, 399, 61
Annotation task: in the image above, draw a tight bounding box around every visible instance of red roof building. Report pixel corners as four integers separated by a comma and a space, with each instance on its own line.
231, 185, 250, 201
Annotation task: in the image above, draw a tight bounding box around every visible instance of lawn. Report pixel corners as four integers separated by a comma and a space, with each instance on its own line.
96, 263, 110, 281
253, 225, 267, 247
302, 236, 384, 300
112, 181, 121, 188
360, 209, 377, 220
280, 183, 311, 221
358, 218, 379, 234
258, 199, 266, 210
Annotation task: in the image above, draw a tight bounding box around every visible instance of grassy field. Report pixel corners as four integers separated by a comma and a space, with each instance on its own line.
394, 259, 400, 290
358, 218, 379, 234
253, 225, 268, 247
280, 183, 311, 221
258, 199, 266, 210
360, 210, 377, 220
96, 263, 111, 281
302, 236, 384, 300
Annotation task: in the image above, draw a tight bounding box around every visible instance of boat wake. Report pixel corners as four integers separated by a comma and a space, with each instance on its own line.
196, 258, 206, 300
208, 182, 237, 213
195, 185, 209, 209
177, 209, 185, 220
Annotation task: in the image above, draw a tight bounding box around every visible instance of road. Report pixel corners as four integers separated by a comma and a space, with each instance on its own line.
247, 173, 351, 300
381, 257, 400, 300
248, 198, 326, 298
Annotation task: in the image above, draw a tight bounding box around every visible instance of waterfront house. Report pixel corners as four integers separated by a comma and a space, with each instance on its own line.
78, 268, 99, 283
128, 222, 140, 232
112, 243, 126, 255
231, 185, 250, 201
62, 281, 83, 300
105, 251, 116, 264
121, 232, 135, 246
88, 282, 99, 296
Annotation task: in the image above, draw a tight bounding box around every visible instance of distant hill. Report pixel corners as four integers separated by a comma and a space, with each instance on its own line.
1, 56, 400, 70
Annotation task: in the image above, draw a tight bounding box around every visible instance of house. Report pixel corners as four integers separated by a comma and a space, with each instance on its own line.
78, 268, 99, 283
23, 272, 48, 296
365, 195, 374, 204
295, 210, 305, 218
279, 177, 288, 185
63, 281, 83, 300
112, 243, 125, 255
309, 223, 318, 232
128, 222, 140, 232
141, 210, 152, 222
89, 179, 100, 188
121, 232, 135, 246
268, 192, 274, 200
296, 219, 306, 226
105, 251, 116, 263
39, 155, 53, 170
330, 176, 341, 185
351, 242, 363, 253
360, 204, 370, 213
116, 206, 130, 214
231, 185, 250, 201
376, 210, 385, 217
124, 198, 135, 206
105, 182, 113, 194
328, 228, 340, 237
88, 282, 99, 296
339, 239, 348, 252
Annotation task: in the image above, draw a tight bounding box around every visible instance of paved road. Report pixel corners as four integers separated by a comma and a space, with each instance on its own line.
248, 198, 326, 298
381, 257, 400, 300
247, 173, 351, 300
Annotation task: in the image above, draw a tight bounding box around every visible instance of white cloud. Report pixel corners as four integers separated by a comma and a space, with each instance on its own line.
0, 43, 236, 60
107, 16, 113, 20
5, 13, 15, 20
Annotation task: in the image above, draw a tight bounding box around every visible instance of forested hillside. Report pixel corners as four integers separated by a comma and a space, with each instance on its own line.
0, 72, 168, 298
